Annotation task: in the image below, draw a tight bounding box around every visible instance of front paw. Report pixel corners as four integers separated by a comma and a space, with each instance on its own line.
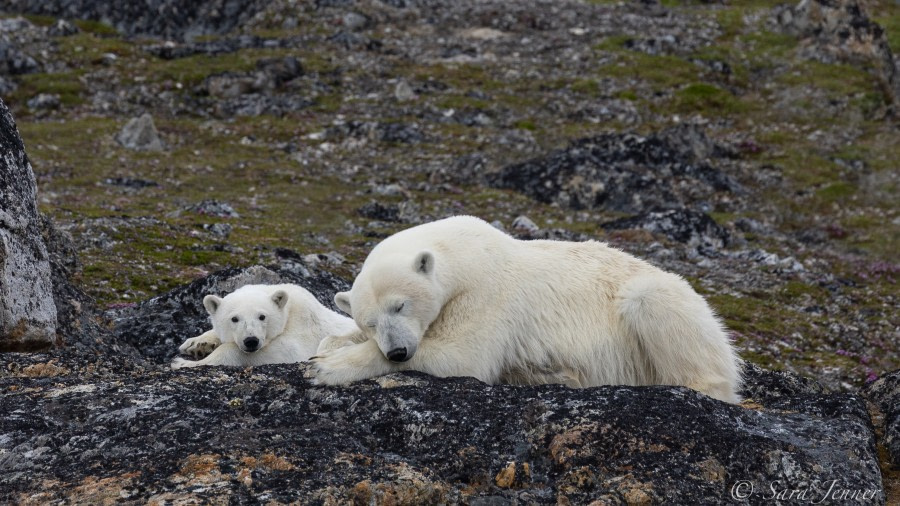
179, 335, 219, 359
171, 357, 196, 370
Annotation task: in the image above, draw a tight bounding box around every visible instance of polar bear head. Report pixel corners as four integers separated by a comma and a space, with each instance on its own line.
203, 285, 289, 353
334, 251, 443, 363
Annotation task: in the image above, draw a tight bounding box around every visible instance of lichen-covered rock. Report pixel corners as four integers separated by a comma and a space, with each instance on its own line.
0, 98, 57, 351
602, 208, 731, 250
0, 363, 885, 504
775, 0, 899, 109
115, 113, 164, 151
109, 261, 350, 364
866, 369, 900, 467
486, 127, 739, 214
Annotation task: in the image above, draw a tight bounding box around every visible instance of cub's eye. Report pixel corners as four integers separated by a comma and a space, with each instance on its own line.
231, 316, 239, 323
394, 303, 405, 313
366, 321, 376, 329
259, 315, 266, 321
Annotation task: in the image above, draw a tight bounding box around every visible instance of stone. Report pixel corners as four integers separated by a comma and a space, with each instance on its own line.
0, 362, 885, 503
602, 208, 730, 250
486, 128, 738, 214
0, 98, 57, 350
47, 19, 79, 37
116, 113, 164, 151
26, 93, 60, 110
866, 369, 900, 467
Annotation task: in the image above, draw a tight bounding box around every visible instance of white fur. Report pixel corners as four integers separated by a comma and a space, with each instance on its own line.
171, 284, 357, 369
310, 216, 743, 403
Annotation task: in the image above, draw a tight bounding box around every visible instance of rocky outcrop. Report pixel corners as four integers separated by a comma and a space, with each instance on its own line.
116, 113, 164, 152
602, 208, 731, 250
775, 0, 900, 111
0, 98, 57, 351
486, 126, 739, 214
867, 370, 900, 467
0, 0, 271, 40
0, 361, 885, 504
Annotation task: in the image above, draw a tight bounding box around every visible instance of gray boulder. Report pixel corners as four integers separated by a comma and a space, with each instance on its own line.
0, 98, 57, 351
866, 370, 900, 468
116, 113, 164, 151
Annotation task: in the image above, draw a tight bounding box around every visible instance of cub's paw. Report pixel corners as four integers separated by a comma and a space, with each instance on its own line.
178, 335, 219, 359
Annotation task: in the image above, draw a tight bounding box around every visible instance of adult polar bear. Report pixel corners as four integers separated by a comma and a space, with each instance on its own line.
172, 284, 356, 369
310, 216, 742, 403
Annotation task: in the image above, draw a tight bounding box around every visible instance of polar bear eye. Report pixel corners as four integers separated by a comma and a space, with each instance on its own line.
259, 315, 266, 321
231, 316, 239, 323
394, 303, 405, 313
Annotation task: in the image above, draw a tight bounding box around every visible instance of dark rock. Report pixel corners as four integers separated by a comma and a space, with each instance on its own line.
109, 263, 350, 364
103, 177, 159, 189
486, 127, 738, 214
602, 208, 730, 249
116, 113, 164, 151
186, 199, 239, 218
326, 120, 425, 144
0, 363, 885, 503
866, 369, 900, 467
201, 222, 232, 239
0, 98, 57, 351
0, 0, 271, 40
357, 201, 401, 222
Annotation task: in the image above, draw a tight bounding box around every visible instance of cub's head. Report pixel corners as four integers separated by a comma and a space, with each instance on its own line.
335, 250, 443, 363
204, 286, 289, 353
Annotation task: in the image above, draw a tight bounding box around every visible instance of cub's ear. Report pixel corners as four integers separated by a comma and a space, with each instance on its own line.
271, 290, 289, 309
203, 295, 223, 316
334, 292, 351, 315
413, 250, 435, 275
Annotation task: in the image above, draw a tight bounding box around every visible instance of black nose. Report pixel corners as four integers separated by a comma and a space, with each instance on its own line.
244, 337, 259, 351
386, 347, 408, 362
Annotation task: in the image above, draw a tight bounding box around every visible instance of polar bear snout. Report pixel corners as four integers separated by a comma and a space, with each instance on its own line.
386, 347, 409, 362
243, 336, 260, 352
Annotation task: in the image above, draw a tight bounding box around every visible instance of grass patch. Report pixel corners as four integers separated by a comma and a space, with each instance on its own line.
11, 72, 86, 106
671, 82, 747, 115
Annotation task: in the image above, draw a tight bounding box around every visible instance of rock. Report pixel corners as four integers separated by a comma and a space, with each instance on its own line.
108, 263, 349, 364
602, 208, 730, 250
0, 39, 39, 75
486, 128, 738, 214
144, 35, 270, 60
116, 113, 164, 151
186, 200, 239, 218
26, 93, 60, 110
342, 12, 370, 31
0, 363, 885, 503
866, 369, 900, 467
201, 222, 232, 239
0, 98, 58, 351
775, 0, 899, 110
47, 18, 79, 37
511, 215, 540, 235
394, 79, 416, 101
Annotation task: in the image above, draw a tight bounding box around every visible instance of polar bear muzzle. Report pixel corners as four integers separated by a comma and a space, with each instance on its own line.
386, 346, 409, 362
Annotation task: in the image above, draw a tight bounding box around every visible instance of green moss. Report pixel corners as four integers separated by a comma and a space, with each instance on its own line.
815, 182, 856, 202
512, 119, 537, 131
615, 90, 638, 101
594, 35, 633, 52
671, 83, 746, 115
73, 19, 119, 36
20, 14, 56, 27
11, 72, 86, 106
570, 78, 601, 97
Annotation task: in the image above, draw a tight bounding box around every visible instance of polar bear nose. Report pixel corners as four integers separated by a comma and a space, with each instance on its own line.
386, 347, 408, 362
243, 336, 259, 351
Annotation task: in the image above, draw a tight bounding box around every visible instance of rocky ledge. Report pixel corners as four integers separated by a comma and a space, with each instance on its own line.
0, 354, 887, 504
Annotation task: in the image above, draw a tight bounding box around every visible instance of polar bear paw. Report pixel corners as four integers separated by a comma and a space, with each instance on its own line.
171, 357, 197, 370
178, 333, 220, 359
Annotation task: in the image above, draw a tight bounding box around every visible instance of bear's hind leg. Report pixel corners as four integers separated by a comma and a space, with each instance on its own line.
617, 273, 742, 403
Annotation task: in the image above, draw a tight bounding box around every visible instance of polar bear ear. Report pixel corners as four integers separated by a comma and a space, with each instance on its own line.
414, 250, 434, 275
271, 290, 288, 309
203, 295, 223, 316
334, 292, 351, 315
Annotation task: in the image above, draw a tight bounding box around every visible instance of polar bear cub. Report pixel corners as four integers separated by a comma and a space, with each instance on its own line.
171, 283, 357, 369
310, 216, 743, 403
